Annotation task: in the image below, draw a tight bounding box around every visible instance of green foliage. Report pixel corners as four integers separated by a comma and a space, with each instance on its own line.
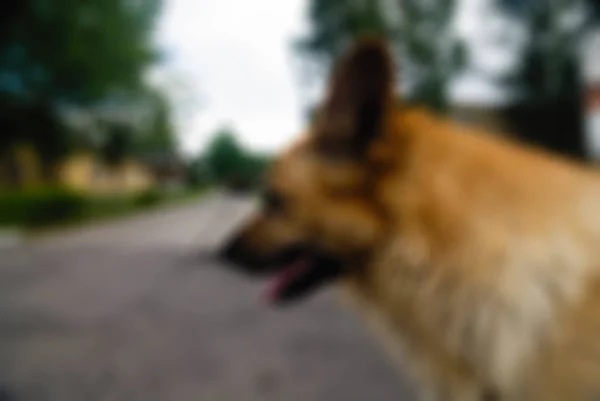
501, 1, 583, 105
0, 186, 204, 229
394, 0, 465, 110
0, 0, 164, 164
79, 194, 133, 221
242, 154, 271, 181
295, 0, 465, 111
0, 188, 87, 227
203, 128, 247, 182
495, 0, 588, 159
134, 188, 163, 207
0, 0, 161, 104
201, 128, 272, 190
295, 0, 390, 66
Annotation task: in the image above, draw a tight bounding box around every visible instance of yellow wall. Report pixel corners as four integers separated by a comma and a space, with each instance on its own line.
2, 146, 155, 194
57, 153, 155, 195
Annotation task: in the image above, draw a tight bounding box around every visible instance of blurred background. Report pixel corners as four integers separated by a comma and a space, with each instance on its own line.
0, 1, 599, 400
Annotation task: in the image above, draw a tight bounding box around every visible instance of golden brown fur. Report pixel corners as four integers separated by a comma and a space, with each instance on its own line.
222, 38, 600, 401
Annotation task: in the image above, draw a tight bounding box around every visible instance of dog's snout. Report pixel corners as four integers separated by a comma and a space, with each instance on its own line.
218, 233, 276, 274
218, 235, 242, 262
218, 234, 258, 266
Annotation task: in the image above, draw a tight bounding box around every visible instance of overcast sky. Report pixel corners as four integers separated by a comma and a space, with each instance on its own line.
150, 0, 308, 155
151, 0, 532, 156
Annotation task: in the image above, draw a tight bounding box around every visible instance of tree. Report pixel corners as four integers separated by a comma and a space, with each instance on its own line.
0, 0, 161, 104
391, 0, 466, 110
0, 0, 163, 174
203, 128, 247, 183
295, 0, 465, 112
498, 0, 582, 104
295, 0, 390, 68
201, 128, 272, 188
496, 0, 591, 159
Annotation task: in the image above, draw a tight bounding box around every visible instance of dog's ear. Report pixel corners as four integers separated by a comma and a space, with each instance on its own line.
315, 37, 395, 157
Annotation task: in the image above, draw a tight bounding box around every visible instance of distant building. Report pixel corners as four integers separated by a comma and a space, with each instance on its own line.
141, 151, 187, 191
58, 152, 155, 195
0, 145, 155, 195
0, 102, 157, 194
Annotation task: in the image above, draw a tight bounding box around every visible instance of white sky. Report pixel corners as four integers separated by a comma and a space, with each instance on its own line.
150, 0, 309, 156
448, 0, 529, 105
150, 0, 533, 155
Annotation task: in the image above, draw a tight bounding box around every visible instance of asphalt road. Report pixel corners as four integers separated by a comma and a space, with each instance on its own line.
0, 193, 418, 401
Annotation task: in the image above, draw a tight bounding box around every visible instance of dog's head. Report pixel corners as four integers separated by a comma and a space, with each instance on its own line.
220, 38, 401, 305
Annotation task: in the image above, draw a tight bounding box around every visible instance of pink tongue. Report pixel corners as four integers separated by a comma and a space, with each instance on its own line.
264, 259, 310, 302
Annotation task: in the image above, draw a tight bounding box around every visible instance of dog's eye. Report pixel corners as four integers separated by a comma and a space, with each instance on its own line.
263, 190, 286, 213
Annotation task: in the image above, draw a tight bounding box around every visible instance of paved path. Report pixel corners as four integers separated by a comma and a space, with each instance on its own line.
0, 193, 418, 401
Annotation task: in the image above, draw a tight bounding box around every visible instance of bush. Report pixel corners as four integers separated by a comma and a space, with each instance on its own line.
0, 188, 87, 227
0, 185, 200, 229
134, 188, 163, 208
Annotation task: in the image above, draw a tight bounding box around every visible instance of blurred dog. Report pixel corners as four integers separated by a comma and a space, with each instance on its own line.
219, 37, 600, 401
